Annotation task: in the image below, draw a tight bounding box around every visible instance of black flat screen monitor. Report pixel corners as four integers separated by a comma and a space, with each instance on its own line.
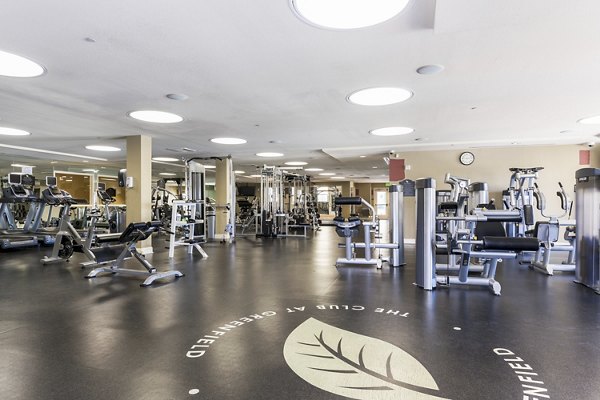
46, 176, 57, 186
8, 173, 21, 185
97, 182, 106, 191
237, 186, 256, 197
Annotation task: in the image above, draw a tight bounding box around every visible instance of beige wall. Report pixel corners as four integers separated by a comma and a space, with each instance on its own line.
55, 172, 92, 204
592, 146, 600, 166
396, 144, 588, 239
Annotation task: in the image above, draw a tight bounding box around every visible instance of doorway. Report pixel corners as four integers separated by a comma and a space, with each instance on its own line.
373, 189, 388, 219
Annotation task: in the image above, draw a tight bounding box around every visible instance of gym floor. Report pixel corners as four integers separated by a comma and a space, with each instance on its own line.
0, 226, 598, 400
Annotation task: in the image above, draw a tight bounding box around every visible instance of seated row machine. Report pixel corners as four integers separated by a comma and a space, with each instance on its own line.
416, 178, 539, 295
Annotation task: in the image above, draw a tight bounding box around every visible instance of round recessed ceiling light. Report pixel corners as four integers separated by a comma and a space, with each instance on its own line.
370, 127, 414, 136
416, 64, 444, 75
359, 155, 367, 158
129, 110, 183, 123
166, 93, 189, 101
234, 170, 245, 174
577, 115, 600, 124
159, 172, 177, 176
152, 157, 179, 162
0, 126, 31, 136
256, 152, 284, 157
330, 176, 346, 179
319, 172, 336, 176
305, 168, 324, 172
0, 50, 45, 77
348, 87, 413, 106
210, 137, 247, 145
291, 0, 410, 30
285, 161, 308, 166
85, 145, 121, 152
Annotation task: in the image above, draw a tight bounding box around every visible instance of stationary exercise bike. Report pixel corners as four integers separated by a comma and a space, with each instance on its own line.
41, 177, 97, 264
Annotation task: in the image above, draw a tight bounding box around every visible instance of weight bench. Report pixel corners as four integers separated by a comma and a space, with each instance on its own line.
86, 221, 184, 287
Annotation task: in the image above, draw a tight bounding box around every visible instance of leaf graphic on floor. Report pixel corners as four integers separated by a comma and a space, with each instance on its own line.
283, 318, 450, 400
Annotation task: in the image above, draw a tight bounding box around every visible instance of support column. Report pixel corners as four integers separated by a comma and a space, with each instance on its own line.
126, 135, 153, 253
215, 157, 232, 239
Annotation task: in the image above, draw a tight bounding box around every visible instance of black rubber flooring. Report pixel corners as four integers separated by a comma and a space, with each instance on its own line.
0, 226, 599, 400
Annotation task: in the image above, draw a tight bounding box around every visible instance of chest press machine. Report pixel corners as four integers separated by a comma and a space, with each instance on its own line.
529, 182, 576, 275
416, 178, 539, 295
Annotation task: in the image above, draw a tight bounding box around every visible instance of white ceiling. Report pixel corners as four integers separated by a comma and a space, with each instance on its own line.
1, 0, 599, 182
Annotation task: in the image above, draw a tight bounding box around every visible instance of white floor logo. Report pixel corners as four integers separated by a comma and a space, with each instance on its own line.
283, 318, 450, 400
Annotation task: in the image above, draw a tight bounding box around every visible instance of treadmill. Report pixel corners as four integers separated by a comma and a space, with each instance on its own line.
0, 173, 40, 249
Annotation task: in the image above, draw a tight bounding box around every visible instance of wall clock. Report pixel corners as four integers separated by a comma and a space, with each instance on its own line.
459, 151, 475, 166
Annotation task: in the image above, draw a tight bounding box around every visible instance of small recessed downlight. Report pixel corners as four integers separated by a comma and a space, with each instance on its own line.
370, 127, 414, 136
0, 50, 45, 77
203, 165, 216, 169
0, 127, 31, 136
210, 137, 247, 145
85, 145, 121, 152
256, 152, 284, 157
577, 115, 600, 125
285, 161, 308, 166
250, 174, 262, 178
416, 65, 444, 75
319, 172, 335, 176
305, 168, 323, 172
291, 0, 410, 30
159, 172, 177, 176
359, 155, 367, 158
348, 87, 412, 106
152, 157, 179, 162
234, 170, 245, 174
129, 110, 183, 123
166, 93, 189, 101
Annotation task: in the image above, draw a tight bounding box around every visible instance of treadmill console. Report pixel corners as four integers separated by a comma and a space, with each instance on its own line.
97, 183, 115, 204
3, 173, 35, 200
42, 176, 73, 205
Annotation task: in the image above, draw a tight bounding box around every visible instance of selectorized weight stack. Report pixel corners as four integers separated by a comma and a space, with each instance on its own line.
574, 168, 600, 294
